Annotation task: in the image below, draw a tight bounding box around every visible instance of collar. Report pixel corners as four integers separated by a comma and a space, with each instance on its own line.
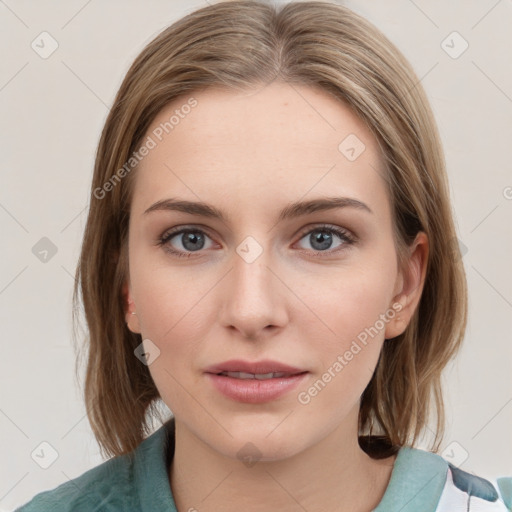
132, 417, 447, 512
133, 417, 178, 512
373, 444, 448, 512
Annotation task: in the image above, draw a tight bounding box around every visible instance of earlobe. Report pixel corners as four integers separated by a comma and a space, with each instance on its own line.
126, 311, 141, 334
122, 281, 141, 334
384, 304, 405, 340
385, 231, 429, 340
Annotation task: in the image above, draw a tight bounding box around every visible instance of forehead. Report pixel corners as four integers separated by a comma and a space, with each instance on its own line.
131, 82, 389, 221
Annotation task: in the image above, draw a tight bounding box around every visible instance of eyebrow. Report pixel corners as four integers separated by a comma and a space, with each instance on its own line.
143, 196, 372, 223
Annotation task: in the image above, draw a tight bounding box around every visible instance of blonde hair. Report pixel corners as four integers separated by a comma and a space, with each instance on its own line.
73, 0, 467, 459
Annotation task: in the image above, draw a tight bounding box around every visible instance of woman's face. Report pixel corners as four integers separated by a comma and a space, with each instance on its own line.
124, 82, 418, 461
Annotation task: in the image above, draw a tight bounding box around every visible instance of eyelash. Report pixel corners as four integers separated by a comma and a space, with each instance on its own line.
156, 224, 356, 259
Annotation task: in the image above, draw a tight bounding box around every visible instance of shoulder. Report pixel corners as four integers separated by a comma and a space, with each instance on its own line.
436, 463, 512, 512
375, 445, 512, 512
14, 421, 174, 512
398, 446, 512, 511
14, 450, 137, 512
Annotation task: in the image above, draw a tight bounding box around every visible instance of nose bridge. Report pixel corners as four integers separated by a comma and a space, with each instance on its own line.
218, 236, 287, 337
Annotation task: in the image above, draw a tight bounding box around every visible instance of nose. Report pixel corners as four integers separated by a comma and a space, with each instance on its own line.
218, 246, 288, 340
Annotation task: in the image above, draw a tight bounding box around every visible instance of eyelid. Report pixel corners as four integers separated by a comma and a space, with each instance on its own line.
294, 223, 356, 242
158, 224, 217, 244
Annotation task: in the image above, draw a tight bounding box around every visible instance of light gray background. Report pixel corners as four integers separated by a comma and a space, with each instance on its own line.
1, 0, 511, 509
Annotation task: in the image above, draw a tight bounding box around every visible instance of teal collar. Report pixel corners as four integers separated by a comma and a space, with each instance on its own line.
373, 445, 448, 512
133, 417, 178, 512
133, 418, 447, 512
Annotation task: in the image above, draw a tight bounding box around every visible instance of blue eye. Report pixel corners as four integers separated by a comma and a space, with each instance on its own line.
158, 228, 215, 258
296, 225, 355, 255
157, 224, 355, 259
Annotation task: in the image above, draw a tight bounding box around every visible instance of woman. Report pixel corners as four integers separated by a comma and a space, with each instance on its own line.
17, 1, 511, 511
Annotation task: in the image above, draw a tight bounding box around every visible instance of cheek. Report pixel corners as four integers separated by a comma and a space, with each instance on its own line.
299, 256, 397, 400
128, 247, 213, 382
131, 263, 214, 414
130, 241, 212, 339
306, 259, 397, 348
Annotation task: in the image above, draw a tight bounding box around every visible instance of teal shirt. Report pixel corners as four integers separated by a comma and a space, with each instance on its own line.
15, 417, 512, 511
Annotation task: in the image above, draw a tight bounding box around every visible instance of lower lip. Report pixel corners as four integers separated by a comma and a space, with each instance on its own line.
205, 372, 309, 403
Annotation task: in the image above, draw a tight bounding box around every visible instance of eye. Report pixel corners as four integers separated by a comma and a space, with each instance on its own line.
157, 227, 215, 258
295, 224, 355, 256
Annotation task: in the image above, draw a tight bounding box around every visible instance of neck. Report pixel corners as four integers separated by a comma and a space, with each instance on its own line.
169, 414, 396, 512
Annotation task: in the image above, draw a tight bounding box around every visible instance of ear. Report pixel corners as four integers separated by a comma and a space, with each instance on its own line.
385, 231, 429, 340
122, 281, 141, 334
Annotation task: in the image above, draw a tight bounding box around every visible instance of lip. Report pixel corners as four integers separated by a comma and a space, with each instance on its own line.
204, 359, 306, 375
205, 373, 308, 403
204, 359, 309, 404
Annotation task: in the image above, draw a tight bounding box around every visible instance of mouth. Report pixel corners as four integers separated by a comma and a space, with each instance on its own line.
204, 360, 309, 403
204, 359, 307, 376
214, 371, 306, 380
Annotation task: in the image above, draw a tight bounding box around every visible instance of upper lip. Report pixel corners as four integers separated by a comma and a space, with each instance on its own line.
204, 359, 307, 375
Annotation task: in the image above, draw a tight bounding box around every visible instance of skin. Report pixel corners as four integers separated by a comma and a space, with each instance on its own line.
124, 81, 428, 512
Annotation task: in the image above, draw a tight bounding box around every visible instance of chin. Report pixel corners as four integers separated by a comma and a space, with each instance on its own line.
212, 424, 308, 464
229, 439, 303, 465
